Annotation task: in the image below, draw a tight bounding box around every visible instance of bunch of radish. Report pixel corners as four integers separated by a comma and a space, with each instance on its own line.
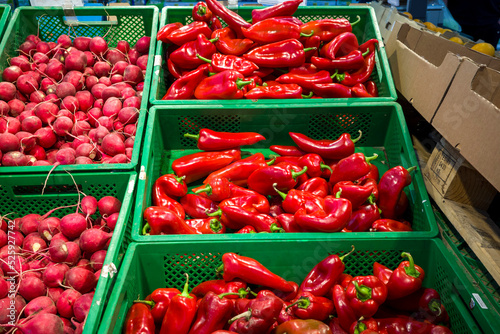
0, 32, 151, 166
0, 194, 122, 333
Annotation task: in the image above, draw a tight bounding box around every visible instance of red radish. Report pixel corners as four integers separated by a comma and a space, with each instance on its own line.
83, 66, 95, 77
55, 147, 77, 165
85, 75, 99, 89
53, 116, 74, 136
89, 36, 108, 57
60, 213, 87, 240
75, 111, 88, 121
65, 241, 82, 266
117, 40, 130, 54
102, 97, 122, 118
11, 55, 31, 71
45, 93, 60, 105
23, 233, 47, 253
23, 271, 43, 280
0, 295, 26, 323
74, 37, 91, 51
26, 34, 41, 44
11, 313, 65, 334
48, 287, 65, 304
19, 213, 42, 235
17, 131, 38, 151
10, 230, 24, 246
35, 102, 59, 125
65, 50, 87, 73
101, 133, 125, 157
128, 48, 140, 65
8, 98, 25, 116
112, 60, 128, 75
0, 251, 27, 274
0, 276, 8, 298
98, 195, 122, 216
65, 267, 97, 293
76, 258, 92, 271
61, 96, 80, 113
75, 90, 94, 112
26, 154, 37, 165
71, 120, 91, 136
93, 61, 111, 77
22, 115, 43, 133
33, 159, 50, 165
25, 296, 57, 317
124, 136, 134, 148
73, 292, 94, 322
99, 76, 112, 86
2, 151, 28, 166
58, 34, 72, 48
56, 82, 76, 99
137, 55, 148, 70
72, 135, 90, 149
33, 52, 50, 65
124, 124, 137, 137
76, 156, 93, 164
43, 263, 70, 288
123, 65, 143, 85
50, 238, 69, 262
90, 250, 106, 271
37, 41, 50, 53
0, 117, 21, 133
101, 86, 120, 101
75, 143, 96, 159
84, 51, 95, 67
87, 107, 102, 127
45, 59, 66, 81
0, 81, 17, 101
28, 144, 47, 161
63, 70, 84, 91
38, 217, 61, 241
17, 74, 40, 95
121, 87, 136, 99
0, 230, 6, 248
46, 149, 58, 164
0, 100, 8, 116
118, 107, 139, 125
91, 83, 107, 99
2, 65, 22, 82
35, 127, 57, 147
19, 40, 37, 56
79, 228, 112, 253
30, 90, 46, 103
18, 275, 47, 301
94, 98, 104, 109
111, 74, 123, 84
25, 70, 42, 83
113, 121, 124, 132
0, 132, 20, 152
51, 232, 69, 244
30, 257, 49, 271
106, 49, 126, 64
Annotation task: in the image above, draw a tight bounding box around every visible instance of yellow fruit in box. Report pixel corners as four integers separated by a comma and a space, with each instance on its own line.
402, 11, 413, 20
471, 42, 496, 56
449, 37, 464, 45
424, 21, 437, 31
435, 27, 446, 34
414, 18, 422, 23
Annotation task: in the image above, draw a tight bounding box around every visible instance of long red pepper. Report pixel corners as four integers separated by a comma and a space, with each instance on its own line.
209, 15, 223, 30
332, 285, 357, 332
329, 153, 378, 186
270, 145, 307, 157
333, 181, 374, 209
300, 17, 359, 42
337, 51, 376, 87
274, 319, 332, 334
191, 279, 247, 299
150, 192, 185, 219
143, 207, 198, 235
376, 318, 452, 334
197, 53, 259, 76
180, 194, 219, 219
205, 0, 251, 36
276, 70, 333, 91
311, 82, 353, 98
170, 34, 218, 70
311, 50, 367, 71
167, 58, 184, 79
345, 275, 387, 318
245, 83, 304, 99
194, 70, 253, 99
386, 253, 425, 300
157, 22, 184, 43
236, 226, 257, 234
243, 39, 314, 68
211, 27, 254, 56
192, 177, 232, 202
204, 153, 269, 187
220, 205, 284, 233
242, 18, 307, 44
373, 262, 393, 285
247, 164, 308, 195
123, 303, 156, 334
192, 2, 212, 23
274, 185, 324, 214
304, 35, 321, 62
297, 177, 330, 198
289, 131, 361, 160
251, 0, 302, 23
377, 166, 416, 219
187, 291, 238, 334
167, 21, 212, 46
321, 32, 359, 59
153, 174, 187, 199
371, 219, 413, 232
184, 129, 265, 151
160, 274, 198, 334
139, 288, 180, 325
186, 217, 225, 234
171, 149, 241, 184
277, 213, 304, 232
345, 203, 380, 232
228, 292, 283, 333
218, 253, 294, 292
286, 292, 335, 321
162, 64, 210, 100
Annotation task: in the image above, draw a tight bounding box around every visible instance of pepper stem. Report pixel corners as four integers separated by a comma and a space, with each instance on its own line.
270, 223, 285, 233
362, 48, 370, 57
228, 309, 252, 324
197, 6, 206, 15
354, 321, 367, 334
273, 183, 287, 200
352, 130, 363, 144
350, 15, 361, 26
174, 174, 186, 183
218, 292, 242, 299
335, 72, 346, 82
303, 47, 317, 52
331, 69, 339, 80
142, 223, 150, 235
286, 296, 310, 310
401, 252, 421, 278
365, 153, 378, 164
353, 281, 372, 302
206, 208, 222, 217
407, 166, 417, 173
266, 157, 276, 166
367, 193, 376, 205
195, 184, 212, 196
216, 263, 224, 276
180, 273, 193, 298
335, 189, 342, 198
339, 245, 356, 261
302, 91, 313, 99
210, 218, 222, 233
300, 31, 314, 37
208, 37, 219, 43
291, 166, 308, 180
429, 299, 442, 315
320, 163, 333, 173
236, 78, 254, 90
196, 54, 212, 64
133, 299, 155, 307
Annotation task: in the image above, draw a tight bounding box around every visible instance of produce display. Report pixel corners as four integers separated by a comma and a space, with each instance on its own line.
123, 251, 453, 333
0, 193, 122, 332
142, 128, 416, 235
0, 32, 150, 167
158, 0, 381, 100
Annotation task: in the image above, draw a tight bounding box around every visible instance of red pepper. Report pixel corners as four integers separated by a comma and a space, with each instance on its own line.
345, 203, 381, 232
276, 71, 333, 91
212, 27, 254, 56
192, 2, 212, 23
162, 64, 210, 100
247, 163, 308, 195
191, 279, 247, 299
321, 32, 359, 59
186, 217, 225, 234
167, 58, 184, 79
243, 39, 314, 68
329, 153, 378, 186
255, 282, 299, 303
352, 83, 373, 98
336, 51, 375, 87
160, 274, 198, 334
329, 317, 349, 334
377, 166, 416, 219
297, 177, 330, 198
339, 273, 354, 289
167, 21, 212, 46
157, 22, 184, 43
170, 34, 218, 70
188, 291, 239, 334
228, 292, 283, 334
185, 129, 265, 151
236, 226, 257, 234
172, 149, 241, 184
360, 178, 379, 202
304, 35, 321, 62
180, 194, 219, 219
209, 15, 223, 31
385, 288, 442, 317
333, 181, 374, 209
370, 219, 413, 232
376, 318, 452, 334
194, 70, 253, 99
359, 39, 379, 55
153, 174, 187, 200
205, 0, 251, 36
300, 16, 359, 42
276, 213, 304, 232
386, 252, 425, 300
242, 18, 308, 44
394, 192, 409, 218
220, 206, 284, 233
294, 191, 352, 232
141, 288, 181, 326
228, 182, 262, 197
373, 262, 393, 285
345, 276, 387, 319
253, 68, 275, 78
124, 303, 156, 334
220, 193, 271, 214
192, 177, 232, 202
218, 253, 294, 292
245, 83, 304, 99
289, 131, 361, 160
150, 192, 185, 219
198, 53, 259, 76
143, 207, 199, 235
297, 154, 332, 178
270, 145, 307, 157
311, 82, 352, 98
332, 285, 357, 332
299, 246, 354, 297
287, 292, 334, 321
365, 81, 378, 97
274, 185, 324, 214
204, 153, 269, 187
269, 195, 285, 218
243, 75, 263, 93
272, 16, 304, 26
251, 0, 302, 23
311, 50, 367, 71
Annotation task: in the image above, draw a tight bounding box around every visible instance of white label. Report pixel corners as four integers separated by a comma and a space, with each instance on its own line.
139, 166, 147, 180
472, 293, 488, 309
128, 179, 135, 194
154, 55, 162, 67
101, 263, 118, 278
31, 0, 82, 5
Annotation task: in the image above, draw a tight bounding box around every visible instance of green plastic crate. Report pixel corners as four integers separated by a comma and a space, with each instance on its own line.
132, 102, 437, 242
99, 238, 497, 333
0, 5, 11, 42
150, 6, 397, 105
0, 6, 158, 173
0, 171, 136, 334
434, 207, 500, 329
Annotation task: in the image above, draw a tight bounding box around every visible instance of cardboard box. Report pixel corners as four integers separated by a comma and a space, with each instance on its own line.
423, 138, 497, 210
431, 58, 500, 191
378, 7, 423, 46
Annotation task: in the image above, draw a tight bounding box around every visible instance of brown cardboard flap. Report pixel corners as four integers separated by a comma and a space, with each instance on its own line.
471, 66, 500, 107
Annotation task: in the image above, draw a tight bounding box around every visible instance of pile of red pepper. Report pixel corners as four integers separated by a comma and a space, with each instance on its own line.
157, 0, 380, 100
123, 251, 453, 334
143, 128, 416, 235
